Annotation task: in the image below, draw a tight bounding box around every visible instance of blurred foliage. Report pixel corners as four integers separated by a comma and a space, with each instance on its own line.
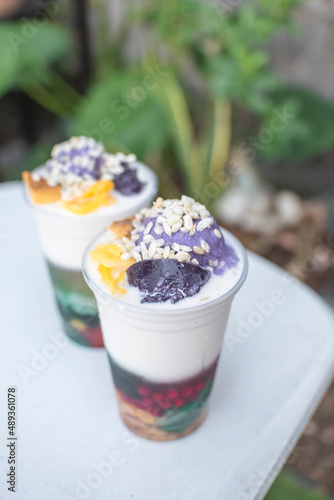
265, 472, 332, 500
0, 22, 75, 114
71, 0, 307, 203
2, 0, 334, 203
259, 87, 334, 163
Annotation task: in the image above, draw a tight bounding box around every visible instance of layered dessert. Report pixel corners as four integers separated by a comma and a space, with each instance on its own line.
22, 136, 157, 347
83, 196, 247, 439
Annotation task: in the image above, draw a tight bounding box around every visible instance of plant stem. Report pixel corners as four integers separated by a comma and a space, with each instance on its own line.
47, 70, 83, 104
20, 81, 73, 117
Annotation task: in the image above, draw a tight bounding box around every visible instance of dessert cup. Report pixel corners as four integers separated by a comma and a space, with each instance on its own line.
83, 228, 247, 439
25, 162, 157, 347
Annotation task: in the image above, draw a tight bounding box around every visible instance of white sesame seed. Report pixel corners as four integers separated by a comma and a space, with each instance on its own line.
148, 241, 157, 258
121, 252, 131, 261
176, 251, 190, 262
209, 259, 219, 267
155, 238, 165, 247
193, 246, 205, 255
172, 220, 183, 233
172, 242, 180, 252
183, 214, 193, 231
173, 206, 184, 216
189, 210, 200, 219
199, 207, 209, 218
190, 227, 196, 236
132, 251, 142, 261
143, 234, 155, 244
168, 214, 181, 227
144, 221, 153, 235
154, 224, 163, 235
191, 258, 199, 265
155, 197, 163, 208
180, 245, 192, 252
156, 247, 164, 255
157, 215, 166, 224
163, 246, 170, 259
197, 217, 212, 232
163, 222, 172, 236
201, 240, 210, 252
214, 228, 222, 239
182, 195, 194, 208
140, 242, 148, 258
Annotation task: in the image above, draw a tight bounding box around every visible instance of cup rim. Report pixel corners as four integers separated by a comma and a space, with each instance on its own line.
82, 226, 249, 316
23, 161, 158, 221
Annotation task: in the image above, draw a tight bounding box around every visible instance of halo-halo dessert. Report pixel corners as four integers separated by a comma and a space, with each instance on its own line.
83, 196, 247, 439
22, 136, 157, 347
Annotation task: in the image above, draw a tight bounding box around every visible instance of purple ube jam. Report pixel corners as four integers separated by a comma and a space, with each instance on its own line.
127, 260, 211, 304
113, 162, 144, 195
137, 217, 238, 275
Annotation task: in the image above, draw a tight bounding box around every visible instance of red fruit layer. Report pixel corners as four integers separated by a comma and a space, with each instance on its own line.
78, 325, 104, 348
109, 355, 219, 417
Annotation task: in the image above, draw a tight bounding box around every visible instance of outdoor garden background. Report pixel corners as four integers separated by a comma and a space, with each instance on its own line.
1, 0, 334, 498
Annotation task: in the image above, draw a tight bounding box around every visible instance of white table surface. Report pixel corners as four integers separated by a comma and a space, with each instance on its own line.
1, 182, 334, 500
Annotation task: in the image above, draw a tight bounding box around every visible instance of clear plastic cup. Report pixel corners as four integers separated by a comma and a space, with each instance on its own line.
83, 229, 248, 439
25, 164, 157, 347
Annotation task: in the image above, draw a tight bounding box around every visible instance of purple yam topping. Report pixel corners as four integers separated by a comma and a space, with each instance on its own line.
113, 162, 144, 195
51, 137, 104, 180
137, 217, 238, 275
126, 259, 211, 304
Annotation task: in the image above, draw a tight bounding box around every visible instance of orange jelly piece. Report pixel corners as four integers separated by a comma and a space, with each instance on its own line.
63, 180, 115, 214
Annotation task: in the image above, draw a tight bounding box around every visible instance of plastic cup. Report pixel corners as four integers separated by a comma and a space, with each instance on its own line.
25, 164, 157, 348
83, 228, 248, 439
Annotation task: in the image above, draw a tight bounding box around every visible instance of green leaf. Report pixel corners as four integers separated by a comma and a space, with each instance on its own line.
0, 22, 71, 96
71, 71, 169, 159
